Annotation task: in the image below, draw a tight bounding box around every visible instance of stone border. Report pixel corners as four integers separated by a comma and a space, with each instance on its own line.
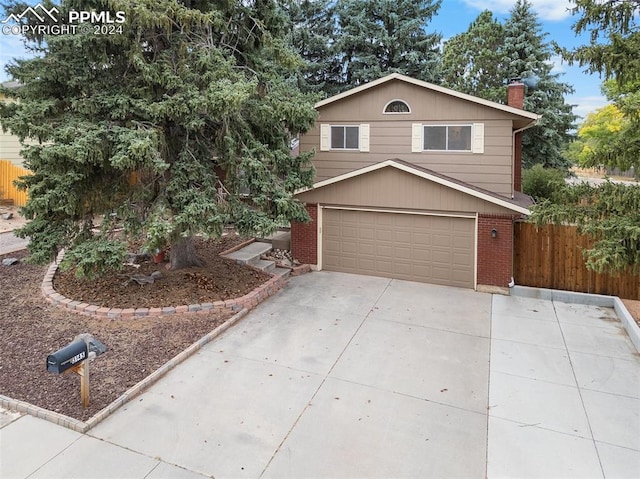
42, 249, 286, 318
0, 308, 249, 433
512, 285, 640, 353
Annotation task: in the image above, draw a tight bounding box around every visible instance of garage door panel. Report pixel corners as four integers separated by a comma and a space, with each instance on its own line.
323, 209, 475, 288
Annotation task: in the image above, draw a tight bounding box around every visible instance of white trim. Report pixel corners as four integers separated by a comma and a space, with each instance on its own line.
322, 205, 476, 219
329, 124, 360, 150
383, 99, 411, 114
314, 73, 540, 122
472, 123, 484, 154
474, 213, 479, 290
423, 124, 473, 152
320, 124, 330, 151
317, 205, 323, 270
359, 124, 370, 152
296, 159, 531, 215
411, 123, 423, 153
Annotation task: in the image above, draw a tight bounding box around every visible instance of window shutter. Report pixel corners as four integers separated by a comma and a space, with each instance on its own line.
472, 123, 484, 154
359, 124, 370, 152
320, 124, 330, 151
411, 123, 423, 152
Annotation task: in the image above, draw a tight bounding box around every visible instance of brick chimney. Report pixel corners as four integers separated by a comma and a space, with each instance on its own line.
508, 80, 525, 192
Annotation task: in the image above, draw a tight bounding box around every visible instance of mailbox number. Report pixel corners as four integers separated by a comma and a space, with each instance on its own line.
71, 352, 86, 364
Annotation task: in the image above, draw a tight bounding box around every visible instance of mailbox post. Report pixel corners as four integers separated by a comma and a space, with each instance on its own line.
46, 334, 106, 408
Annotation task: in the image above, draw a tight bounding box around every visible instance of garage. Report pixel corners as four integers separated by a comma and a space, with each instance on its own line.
322, 208, 475, 288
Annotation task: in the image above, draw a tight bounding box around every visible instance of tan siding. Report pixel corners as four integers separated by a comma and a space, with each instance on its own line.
297, 167, 518, 215
317, 81, 522, 123
0, 130, 26, 166
301, 115, 515, 195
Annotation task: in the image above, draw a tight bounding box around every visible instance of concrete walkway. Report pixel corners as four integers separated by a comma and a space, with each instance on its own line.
1, 272, 639, 478
0, 231, 28, 255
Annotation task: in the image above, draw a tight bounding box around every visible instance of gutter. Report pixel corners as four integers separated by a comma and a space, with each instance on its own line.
511, 116, 541, 199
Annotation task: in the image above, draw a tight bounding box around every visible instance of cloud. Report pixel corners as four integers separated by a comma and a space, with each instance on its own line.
548, 54, 566, 74
569, 95, 610, 120
461, 0, 574, 21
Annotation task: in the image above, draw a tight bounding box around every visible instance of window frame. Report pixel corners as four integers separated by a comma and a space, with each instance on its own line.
330, 125, 360, 151
423, 124, 473, 152
383, 99, 411, 114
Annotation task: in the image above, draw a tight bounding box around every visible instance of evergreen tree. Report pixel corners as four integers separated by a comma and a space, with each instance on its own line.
441, 10, 506, 103
0, 0, 317, 277
503, 0, 576, 169
334, 0, 442, 89
284, 0, 342, 94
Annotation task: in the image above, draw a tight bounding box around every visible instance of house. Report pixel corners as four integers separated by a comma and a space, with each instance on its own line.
291, 73, 540, 293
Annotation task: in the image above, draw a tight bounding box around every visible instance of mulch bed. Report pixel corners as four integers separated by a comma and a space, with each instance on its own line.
0, 236, 272, 421
54, 235, 271, 308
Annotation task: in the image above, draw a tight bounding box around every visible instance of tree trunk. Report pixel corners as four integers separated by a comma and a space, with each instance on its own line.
170, 235, 204, 270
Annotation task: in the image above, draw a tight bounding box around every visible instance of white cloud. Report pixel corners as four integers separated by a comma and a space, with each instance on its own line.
462, 0, 574, 21
569, 95, 609, 120
548, 54, 566, 74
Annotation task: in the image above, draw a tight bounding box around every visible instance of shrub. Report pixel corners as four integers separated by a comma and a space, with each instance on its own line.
522, 164, 567, 202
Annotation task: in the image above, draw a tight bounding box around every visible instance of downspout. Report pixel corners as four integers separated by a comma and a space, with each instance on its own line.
511, 117, 541, 199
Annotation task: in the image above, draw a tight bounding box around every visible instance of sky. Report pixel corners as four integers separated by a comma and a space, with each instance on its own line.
0, 0, 608, 122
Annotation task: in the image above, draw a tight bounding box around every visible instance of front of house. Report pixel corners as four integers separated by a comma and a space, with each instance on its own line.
291, 73, 540, 292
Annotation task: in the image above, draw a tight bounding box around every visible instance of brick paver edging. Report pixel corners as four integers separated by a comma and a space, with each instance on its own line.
0, 308, 249, 433
41, 249, 286, 318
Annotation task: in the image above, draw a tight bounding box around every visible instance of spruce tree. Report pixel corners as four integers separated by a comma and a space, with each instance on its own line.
284, 0, 342, 94
503, 0, 576, 169
441, 10, 506, 103
334, 0, 442, 89
0, 0, 317, 277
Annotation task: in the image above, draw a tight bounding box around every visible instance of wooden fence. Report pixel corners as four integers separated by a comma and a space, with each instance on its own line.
514, 222, 640, 300
0, 160, 30, 207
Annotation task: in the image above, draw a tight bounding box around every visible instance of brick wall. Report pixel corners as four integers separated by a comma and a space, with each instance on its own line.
477, 214, 515, 288
291, 203, 318, 265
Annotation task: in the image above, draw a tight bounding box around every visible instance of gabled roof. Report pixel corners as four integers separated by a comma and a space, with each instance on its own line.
296, 159, 532, 215
315, 73, 540, 123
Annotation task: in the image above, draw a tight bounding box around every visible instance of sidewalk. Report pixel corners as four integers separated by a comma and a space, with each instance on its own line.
0, 231, 28, 255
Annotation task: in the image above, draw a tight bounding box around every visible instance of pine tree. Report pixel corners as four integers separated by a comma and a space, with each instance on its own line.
334, 0, 442, 89
284, 0, 342, 94
0, 0, 317, 277
503, 0, 576, 169
441, 10, 506, 103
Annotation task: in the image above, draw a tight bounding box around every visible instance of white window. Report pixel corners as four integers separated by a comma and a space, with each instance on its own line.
320, 124, 370, 152
383, 99, 411, 114
412, 123, 484, 154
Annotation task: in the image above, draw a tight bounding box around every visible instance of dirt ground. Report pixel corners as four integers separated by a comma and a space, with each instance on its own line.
0, 205, 27, 233
622, 299, 640, 328
0, 236, 272, 422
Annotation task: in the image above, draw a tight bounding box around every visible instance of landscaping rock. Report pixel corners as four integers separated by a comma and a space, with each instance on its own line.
2, 258, 19, 266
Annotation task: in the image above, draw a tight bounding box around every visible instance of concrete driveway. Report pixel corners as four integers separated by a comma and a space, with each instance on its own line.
1, 271, 639, 478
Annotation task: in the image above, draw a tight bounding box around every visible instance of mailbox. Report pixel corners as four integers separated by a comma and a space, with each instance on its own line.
47, 340, 88, 374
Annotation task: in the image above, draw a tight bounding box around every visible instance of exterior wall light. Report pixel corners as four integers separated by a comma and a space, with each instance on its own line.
491, 228, 498, 238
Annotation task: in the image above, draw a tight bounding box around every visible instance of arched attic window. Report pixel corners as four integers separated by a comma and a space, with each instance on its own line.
383, 99, 411, 114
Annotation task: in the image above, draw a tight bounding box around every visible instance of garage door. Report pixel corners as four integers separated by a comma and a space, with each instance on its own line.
323, 209, 475, 288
